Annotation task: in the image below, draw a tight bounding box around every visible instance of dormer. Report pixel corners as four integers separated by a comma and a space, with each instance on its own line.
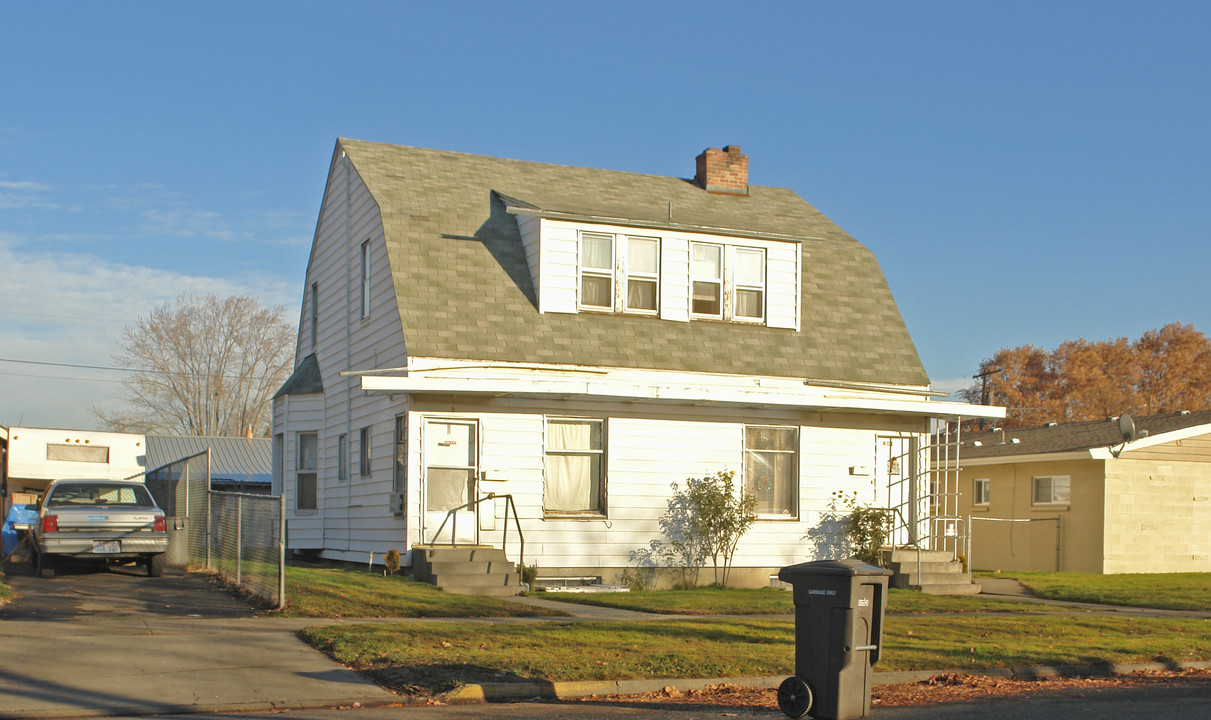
500, 145, 801, 331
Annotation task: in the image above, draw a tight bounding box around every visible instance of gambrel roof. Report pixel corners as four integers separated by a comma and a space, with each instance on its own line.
337, 138, 929, 386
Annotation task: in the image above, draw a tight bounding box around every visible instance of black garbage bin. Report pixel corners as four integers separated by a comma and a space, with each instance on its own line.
776, 558, 891, 719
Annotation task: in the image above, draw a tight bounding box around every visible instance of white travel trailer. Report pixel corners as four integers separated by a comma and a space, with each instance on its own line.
1, 426, 146, 515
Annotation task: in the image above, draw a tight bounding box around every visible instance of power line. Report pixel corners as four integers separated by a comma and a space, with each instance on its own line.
0, 356, 288, 383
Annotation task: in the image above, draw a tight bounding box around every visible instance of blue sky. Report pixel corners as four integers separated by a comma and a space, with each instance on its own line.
2, 1, 1209, 428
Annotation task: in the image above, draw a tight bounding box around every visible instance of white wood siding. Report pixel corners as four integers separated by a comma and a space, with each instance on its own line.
766, 242, 800, 330
533, 219, 798, 328
274, 392, 325, 547
537, 220, 579, 313
659, 236, 691, 322
516, 213, 543, 307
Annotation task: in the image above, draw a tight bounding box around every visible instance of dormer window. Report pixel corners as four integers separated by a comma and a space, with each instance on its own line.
579, 232, 614, 309
625, 237, 659, 312
579, 231, 660, 315
691, 242, 766, 322
691, 243, 723, 317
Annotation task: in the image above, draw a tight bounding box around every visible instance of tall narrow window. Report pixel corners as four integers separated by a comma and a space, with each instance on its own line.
393, 415, 407, 494
691, 243, 723, 317
579, 232, 614, 309
337, 433, 348, 482
359, 426, 372, 477
744, 426, 798, 516
297, 432, 318, 510
309, 282, 318, 348
272, 433, 284, 495
625, 236, 659, 312
973, 478, 990, 506
733, 247, 766, 321
359, 240, 371, 319
545, 418, 605, 514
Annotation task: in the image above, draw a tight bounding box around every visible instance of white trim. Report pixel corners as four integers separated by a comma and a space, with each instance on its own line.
358, 372, 1001, 419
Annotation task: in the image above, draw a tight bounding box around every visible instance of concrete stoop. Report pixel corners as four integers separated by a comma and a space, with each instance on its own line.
411, 545, 523, 597
881, 548, 981, 595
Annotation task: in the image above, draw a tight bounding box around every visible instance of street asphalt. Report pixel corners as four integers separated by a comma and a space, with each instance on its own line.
1, 564, 1209, 719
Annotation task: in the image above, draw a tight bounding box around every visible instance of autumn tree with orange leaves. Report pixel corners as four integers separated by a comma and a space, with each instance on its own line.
962, 323, 1211, 427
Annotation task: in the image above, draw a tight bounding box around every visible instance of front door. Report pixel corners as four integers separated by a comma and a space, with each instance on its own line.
422, 419, 478, 544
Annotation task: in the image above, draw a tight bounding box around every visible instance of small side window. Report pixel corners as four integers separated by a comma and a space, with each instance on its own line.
973, 478, 990, 506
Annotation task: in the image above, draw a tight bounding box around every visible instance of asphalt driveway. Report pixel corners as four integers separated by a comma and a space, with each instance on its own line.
0, 561, 395, 718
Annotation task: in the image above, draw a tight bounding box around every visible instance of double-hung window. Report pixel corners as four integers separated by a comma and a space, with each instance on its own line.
1032, 476, 1070, 505
297, 432, 318, 510
744, 426, 798, 517
691, 243, 724, 317
625, 237, 659, 312
545, 418, 605, 514
691, 242, 767, 322
579, 232, 615, 310
580, 232, 660, 313
733, 248, 766, 321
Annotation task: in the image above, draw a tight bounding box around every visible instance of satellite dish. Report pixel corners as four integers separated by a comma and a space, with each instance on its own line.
1118, 414, 1137, 444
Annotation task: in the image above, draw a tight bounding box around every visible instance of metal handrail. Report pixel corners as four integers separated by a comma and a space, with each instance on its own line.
428, 493, 524, 567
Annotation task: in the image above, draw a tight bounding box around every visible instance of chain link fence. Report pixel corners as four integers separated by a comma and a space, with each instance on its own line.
144, 449, 286, 608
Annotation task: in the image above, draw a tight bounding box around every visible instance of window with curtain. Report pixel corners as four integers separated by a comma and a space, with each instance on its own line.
625, 236, 659, 312
579, 232, 614, 309
744, 426, 798, 516
545, 418, 605, 514
733, 247, 766, 320
691, 243, 723, 316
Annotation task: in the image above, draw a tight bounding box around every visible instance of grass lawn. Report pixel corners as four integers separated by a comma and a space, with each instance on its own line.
983, 572, 1211, 612
538, 586, 1056, 615
0, 571, 10, 605
277, 565, 566, 618
301, 613, 1211, 695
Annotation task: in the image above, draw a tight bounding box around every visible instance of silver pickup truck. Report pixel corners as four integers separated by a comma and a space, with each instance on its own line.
30, 479, 169, 578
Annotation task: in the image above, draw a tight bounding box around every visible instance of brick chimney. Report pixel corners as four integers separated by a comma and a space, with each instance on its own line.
694, 145, 748, 195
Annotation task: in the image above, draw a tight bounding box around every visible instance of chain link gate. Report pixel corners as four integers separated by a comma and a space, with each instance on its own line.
144, 449, 287, 608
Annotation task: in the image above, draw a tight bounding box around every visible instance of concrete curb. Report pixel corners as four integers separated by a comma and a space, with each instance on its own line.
441, 661, 1211, 702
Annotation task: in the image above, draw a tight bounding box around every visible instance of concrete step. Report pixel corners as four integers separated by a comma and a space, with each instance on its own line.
891, 572, 976, 589
887, 561, 967, 575
919, 581, 983, 596
411, 544, 522, 597
882, 548, 956, 564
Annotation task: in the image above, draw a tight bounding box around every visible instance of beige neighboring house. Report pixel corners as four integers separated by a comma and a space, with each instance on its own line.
958, 410, 1211, 574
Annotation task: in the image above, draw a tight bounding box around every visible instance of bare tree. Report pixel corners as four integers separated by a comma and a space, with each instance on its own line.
96, 293, 296, 436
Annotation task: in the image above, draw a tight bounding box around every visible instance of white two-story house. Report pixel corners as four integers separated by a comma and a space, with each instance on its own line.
272, 139, 1001, 588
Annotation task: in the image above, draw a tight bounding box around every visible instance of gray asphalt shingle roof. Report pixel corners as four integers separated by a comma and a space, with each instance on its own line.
336, 139, 929, 386
961, 410, 1211, 459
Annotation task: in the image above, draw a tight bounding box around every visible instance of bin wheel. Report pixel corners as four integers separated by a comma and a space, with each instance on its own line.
777, 675, 813, 718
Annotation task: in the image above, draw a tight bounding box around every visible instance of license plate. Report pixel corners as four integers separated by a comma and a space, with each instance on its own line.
92, 541, 120, 554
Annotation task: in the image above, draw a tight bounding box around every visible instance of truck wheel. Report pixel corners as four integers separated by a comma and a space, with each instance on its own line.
777, 676, 813, 719
147, 553, 166, 578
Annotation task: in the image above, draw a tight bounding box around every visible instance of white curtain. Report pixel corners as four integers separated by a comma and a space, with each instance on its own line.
547, 421, 600, 512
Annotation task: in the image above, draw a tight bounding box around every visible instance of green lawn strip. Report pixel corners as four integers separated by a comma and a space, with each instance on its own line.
0, 571, 11, 604
539, 587, 1056, 615
984, 572, 1211, 612
277, 565, 566, 618
300, 614, 1211, 695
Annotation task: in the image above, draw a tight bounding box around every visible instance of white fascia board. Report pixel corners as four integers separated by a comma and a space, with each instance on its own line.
955, 451, 1097, 467
1096, 422, 1211, 457
358, 373, 1003, 419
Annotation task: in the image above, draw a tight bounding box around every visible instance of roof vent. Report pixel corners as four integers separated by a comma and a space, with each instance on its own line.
1046, 422, 1058, 427
1180, 410, 1191, 415
694, 145, 749, 195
